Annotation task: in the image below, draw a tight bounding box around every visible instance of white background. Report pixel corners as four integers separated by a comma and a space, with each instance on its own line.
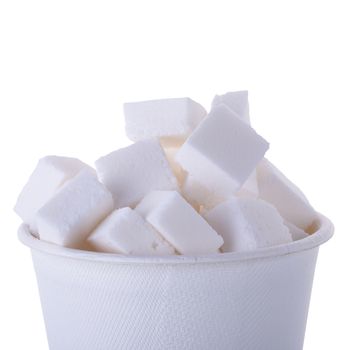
0, 1, 348, 349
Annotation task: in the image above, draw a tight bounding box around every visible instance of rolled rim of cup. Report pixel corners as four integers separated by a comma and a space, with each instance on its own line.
18, 212, 333, 265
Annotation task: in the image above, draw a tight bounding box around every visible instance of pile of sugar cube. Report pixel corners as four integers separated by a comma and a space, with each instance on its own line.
14, 91, 318, 255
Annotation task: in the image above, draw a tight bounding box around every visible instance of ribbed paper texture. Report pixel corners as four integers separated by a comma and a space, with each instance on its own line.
32, 248, 318, 350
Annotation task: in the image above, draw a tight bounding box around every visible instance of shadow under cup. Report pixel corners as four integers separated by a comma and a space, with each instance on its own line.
18, 213, 333, 350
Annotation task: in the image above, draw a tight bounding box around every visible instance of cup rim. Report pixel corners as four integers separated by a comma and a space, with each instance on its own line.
18, 212, 334, 265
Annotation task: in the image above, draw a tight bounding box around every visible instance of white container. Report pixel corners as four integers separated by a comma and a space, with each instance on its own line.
18, 213, 333, 350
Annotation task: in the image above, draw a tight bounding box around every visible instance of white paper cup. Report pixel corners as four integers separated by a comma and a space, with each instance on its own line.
18, 213, 333, 350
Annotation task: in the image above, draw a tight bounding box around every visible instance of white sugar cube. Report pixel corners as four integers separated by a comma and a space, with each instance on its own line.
284, 221, 309, 241
176, 104, 269, 196
212, 90, 250, 124
256, 158, 317, 230
88, 207, 175, 255
135, 191, 223, 254
36, 170, 114, 248
14, 156, 93, 233
95, 140, 178, 208
164, 147, 186, 186
124, 97, 207, 147
204, 197, 292, 252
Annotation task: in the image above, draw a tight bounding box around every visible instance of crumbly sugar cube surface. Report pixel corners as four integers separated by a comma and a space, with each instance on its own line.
88, 207, 175, 255
36, 170, 114, 248
204, 197, 292, 252
176, 104, 269, 195
95, 139, 178, 208
135, 190, 223, 254
14, 155, 92, 232
212, 90, 250, 124
124, 97, 207, 147
257, 158, 317, 230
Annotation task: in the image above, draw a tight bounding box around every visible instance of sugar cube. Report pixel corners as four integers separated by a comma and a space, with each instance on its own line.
190, 91, 257, 199
136, 191, 223, 254
95, 139, 178, 208
124, 97, 207, 147
14, 156, 93, 233
36, 170, 114, 248
176, 104, 269, 196
88, 207, 175, 255
204, 197, 292, 252
256, 158, 317, 230
212, 90, 250, 124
